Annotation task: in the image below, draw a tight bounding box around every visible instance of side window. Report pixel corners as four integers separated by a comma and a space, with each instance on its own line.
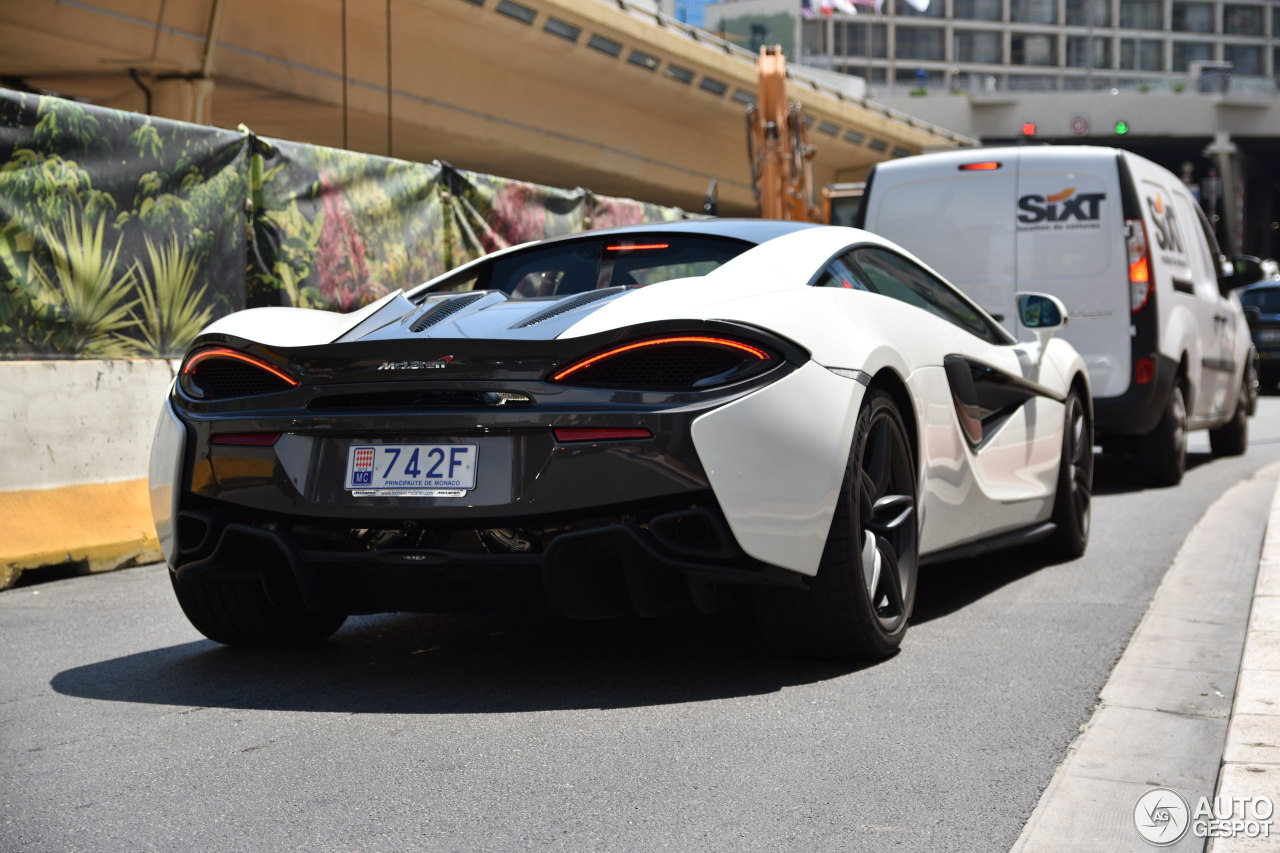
846, 247, 1012, 344
812, 256, 871, 291
1191, 201, 1230, 283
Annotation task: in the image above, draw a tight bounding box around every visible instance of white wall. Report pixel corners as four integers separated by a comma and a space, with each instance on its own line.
0, 360, 177, 491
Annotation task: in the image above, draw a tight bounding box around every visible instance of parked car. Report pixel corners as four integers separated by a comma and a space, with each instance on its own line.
858, 145, 1255, 485
151, 221, 1092, 660
1240, 278, 1280, 393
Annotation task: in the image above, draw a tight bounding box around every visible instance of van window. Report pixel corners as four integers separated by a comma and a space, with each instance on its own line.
844, 247, 1013, 344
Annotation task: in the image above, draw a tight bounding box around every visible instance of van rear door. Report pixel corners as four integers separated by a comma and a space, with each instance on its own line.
1014, 149, 1130, 398
860, 152, 1018, 326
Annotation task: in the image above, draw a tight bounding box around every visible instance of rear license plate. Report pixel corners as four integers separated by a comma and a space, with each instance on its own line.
345, 443, 478, 497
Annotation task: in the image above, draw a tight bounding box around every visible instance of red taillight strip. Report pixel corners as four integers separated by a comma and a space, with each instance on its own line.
211, 433, 282, 446
182, 347, 299, 386
551, 336, 770, 382
554, 427, 653, 443
959, 161, 1001, 171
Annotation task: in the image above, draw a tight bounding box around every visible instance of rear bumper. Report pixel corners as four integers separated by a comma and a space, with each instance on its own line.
1093, 353, 1179, 437
171, 513, 805, 620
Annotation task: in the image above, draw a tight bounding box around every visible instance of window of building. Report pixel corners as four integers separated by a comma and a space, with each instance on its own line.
1223, 5, 1263, 35
953, 0, 1002, 20
1067, 35, 1111, 67
1172, 40, 1214, 69
955, 30, 1003, 63
1172, 2, 1215, 33
894, 0, 945, 17
1011, 0, 1057, 24
896, 27, 945, 60
1120, 38, 1163, 70
1011, 34, 1058, 65
1120, 0, 1163, 29
841, 23, 888, 58
1224, 43, 1263, 74
1066, 0, 1110, 27
802, 20, 825, 56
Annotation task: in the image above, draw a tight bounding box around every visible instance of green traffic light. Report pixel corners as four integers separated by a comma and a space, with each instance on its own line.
1114, 120, 1130, 135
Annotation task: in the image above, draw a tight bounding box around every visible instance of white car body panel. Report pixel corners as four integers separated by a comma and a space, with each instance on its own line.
691, 361, 865, 576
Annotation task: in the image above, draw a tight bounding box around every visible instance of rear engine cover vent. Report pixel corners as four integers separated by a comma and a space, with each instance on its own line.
514, 286, 626, 328
411, 292, 487, 332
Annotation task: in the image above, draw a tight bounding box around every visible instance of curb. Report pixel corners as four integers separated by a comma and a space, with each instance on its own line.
1207, 478, 1280, 852
0, 479, 160, 589
1012, 462, 1280, 852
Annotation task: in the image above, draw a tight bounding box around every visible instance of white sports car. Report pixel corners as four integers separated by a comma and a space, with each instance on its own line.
150, 220, 1093, 659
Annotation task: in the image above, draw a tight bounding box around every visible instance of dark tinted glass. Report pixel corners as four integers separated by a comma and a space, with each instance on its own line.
844, 247, 1013, 344
421, 235, 753, 298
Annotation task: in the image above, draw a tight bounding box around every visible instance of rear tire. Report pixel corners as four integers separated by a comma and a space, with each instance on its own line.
1045, 389, 1092, 559
1209, 378, 1249, 457
754, 389, 918, 661
170, 571, 346, 648
1138, 383, 1186, 487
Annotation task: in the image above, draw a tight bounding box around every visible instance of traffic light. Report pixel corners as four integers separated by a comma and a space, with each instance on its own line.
1114, 119, 1130, 135
1021, 122, 1037, 137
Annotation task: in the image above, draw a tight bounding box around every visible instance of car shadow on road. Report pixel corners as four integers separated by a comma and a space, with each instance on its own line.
1091, 450, 1214, 495
50, 609, 872, 714
910, 548, 1053, 626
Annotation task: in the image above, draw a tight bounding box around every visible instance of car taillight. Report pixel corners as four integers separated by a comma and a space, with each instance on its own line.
180, 347, 299, 400
550, 336, 776, 391
1127, 218, 1153, 313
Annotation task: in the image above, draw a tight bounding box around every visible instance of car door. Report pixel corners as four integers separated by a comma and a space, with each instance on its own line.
821, 246, 1065, 552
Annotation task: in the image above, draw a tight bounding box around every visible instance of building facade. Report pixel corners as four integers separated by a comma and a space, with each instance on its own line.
800, 0, 1280, 93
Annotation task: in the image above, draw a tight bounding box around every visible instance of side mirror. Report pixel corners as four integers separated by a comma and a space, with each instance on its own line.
1221, 255, 1264, 293
1016, 292, 1068, 364
1017, 291, 1068, 331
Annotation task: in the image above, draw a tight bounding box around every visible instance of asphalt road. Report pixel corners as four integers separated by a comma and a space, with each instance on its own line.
4, 399, 1280, 853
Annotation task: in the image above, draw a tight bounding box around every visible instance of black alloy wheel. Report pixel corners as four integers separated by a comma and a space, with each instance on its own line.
755, 389, 918, 660
1046, 389, 1092, 559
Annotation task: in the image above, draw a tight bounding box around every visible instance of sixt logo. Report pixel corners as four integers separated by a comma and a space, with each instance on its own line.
1146, 193, 1185, 254
1017, 188, 1107, 223
376, 356, 454, 371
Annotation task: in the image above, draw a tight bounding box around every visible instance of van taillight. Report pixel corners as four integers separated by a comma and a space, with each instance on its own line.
1126, 218, 1153, 312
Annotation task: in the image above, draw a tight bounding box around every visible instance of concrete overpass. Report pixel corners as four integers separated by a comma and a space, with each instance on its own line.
1, 0, 973, 216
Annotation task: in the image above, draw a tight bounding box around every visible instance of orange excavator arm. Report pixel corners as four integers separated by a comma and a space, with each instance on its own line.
747, 46, 820, 222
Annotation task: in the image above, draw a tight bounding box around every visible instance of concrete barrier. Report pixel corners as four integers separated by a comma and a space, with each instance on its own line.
0, 359, 176, 588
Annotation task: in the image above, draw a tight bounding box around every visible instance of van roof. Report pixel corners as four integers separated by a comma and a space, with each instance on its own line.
873, 145, 1158, 175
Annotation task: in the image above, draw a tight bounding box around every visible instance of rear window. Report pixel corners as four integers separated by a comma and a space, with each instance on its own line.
419, 234, 753, 299
1241, 287, 1280, 314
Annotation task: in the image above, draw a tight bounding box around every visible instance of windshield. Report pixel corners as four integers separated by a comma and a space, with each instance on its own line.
1241, 287, 1280, 315
418, 233, 753, 299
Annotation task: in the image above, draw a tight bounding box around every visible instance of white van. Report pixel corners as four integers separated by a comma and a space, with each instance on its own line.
858, 145, 1255, 485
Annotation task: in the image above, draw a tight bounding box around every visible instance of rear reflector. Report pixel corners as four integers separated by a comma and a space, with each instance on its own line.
211, 433, 282, 446
553, 427, 653, 443
1135, 358, 1156, 385
958, 162, 1001, 171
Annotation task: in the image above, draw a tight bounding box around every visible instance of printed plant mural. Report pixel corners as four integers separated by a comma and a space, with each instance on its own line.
0, 88, 688, 359
0, 92, 244, 357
